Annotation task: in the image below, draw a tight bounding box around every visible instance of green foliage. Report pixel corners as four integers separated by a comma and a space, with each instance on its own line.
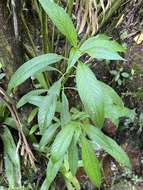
76, 62, 104, 128
5, 1, 133, 189
81, 136, 101, 188
0, 127, 21, 189
39, 0, 77, 47
8, 53, 63, 91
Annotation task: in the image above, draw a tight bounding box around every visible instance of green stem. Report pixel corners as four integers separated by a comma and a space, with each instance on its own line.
42, 9, 50, 53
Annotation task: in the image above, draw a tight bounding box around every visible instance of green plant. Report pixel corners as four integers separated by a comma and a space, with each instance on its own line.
6, 0, 133, 189
110, 67, 134, 86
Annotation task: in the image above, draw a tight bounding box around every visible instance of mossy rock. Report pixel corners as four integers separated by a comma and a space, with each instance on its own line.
109, 180, 137, 190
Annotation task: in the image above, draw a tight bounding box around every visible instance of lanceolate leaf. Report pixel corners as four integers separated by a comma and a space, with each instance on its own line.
85, 125, 131, 168
68, 137, 78, 176
87, 48, 124, 60
39, 0, 77, 47
41, 158, 64, 190
105, 105, 134, 126
80, 34, 126, 60
99, 81, 123, 107
61, 92, 71, 127
51, 122, 75, 162
38, 94, 57, 134
67, 48, 81, 71
98, 81, 133, 125
0, 127, 21, 188
8, 53, 63, 91
76, 62, 104, 128
38, 80, 61, 133
27, 96, 45, 107
81, 136, 101, 188
17, 89, 47, 108
39, 123, 59, 150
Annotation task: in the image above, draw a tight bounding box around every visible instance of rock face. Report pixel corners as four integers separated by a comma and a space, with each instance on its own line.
108, 180, 137, 190
0, 0, 23, 80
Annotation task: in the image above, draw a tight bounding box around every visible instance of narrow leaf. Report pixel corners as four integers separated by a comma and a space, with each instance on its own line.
38, 80, 61, 133
41, 158, 63, 190
81, 136, 101, 188
17, 89, 47, 108
80, 34, 126, 60
8, 53, 63, 91
39, 123, 59, 150
51, 123, 75, 162
61, 92, 71, 127
85, 125, 131, 168
0, 127, 21, 188
39, 0, 77, 47
68, 138, 78, 176
76, 62, 104, 128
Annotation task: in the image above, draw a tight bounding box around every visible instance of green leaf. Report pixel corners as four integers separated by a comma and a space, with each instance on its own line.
67, 48, 81, 71
121, 72, 130, 78
17, 89, 47, 108
71, 108, 89, 121
39, 123, 59, 150
51, 122, 75, 162
41, 158, 64, 190
87, 48, 124, 60
29, 124, 39, 135
80, 34, 126, 60
8, 53, 63, 91
81, 136, 101, 188
99, 81, 123, 107
38, 80, 61, 133
61, 92, 71, 127
105, 105, 134, 126
39, 0, 77, 47
68, 138, 78, 176
85, 125, 131, 168
76, 62, 104, 128
98, 81, 132, 125
28, 108, 38, 123
0, 127, 21, 188
27, 95, 45, 107
38, 94, 57, 134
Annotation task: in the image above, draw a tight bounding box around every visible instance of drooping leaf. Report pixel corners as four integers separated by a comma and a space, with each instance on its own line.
85, 125, 131, 168
41, 158, 64, 190
81, 136, 101, 188
61, 92, 71, 127
39, 123, 59, 150
105, 105, 135, 126
8, 53, 63, 91
0, 127, 21, 188
38, 80, 61, 133
80, 34, 126, 60
17, 89, 47, 108
51, 122, 75, 162
98, 81, 133, 126
76, 62, 104, 128
39, 0, 77, 47
99, 81, 123, 107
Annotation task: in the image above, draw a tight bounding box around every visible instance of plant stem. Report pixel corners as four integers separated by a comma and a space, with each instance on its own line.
42, 9, 50, 53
